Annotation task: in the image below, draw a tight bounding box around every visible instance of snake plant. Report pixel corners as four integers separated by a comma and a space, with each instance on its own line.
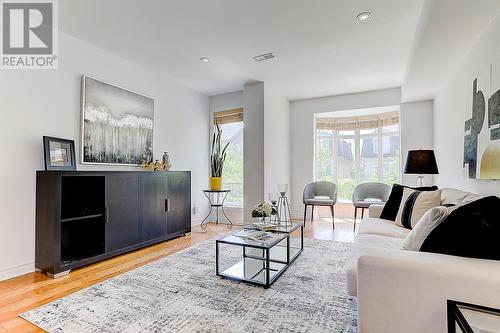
211, 123, 230, 177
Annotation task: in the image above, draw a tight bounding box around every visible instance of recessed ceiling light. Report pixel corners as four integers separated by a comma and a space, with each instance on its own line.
356, 12, 372, 22
200, 57, 209, 63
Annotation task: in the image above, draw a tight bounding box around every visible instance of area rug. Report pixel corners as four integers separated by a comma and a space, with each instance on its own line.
21, 238, 357, 332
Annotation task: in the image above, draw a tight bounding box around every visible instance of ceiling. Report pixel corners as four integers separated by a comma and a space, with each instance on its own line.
59, 0, 425, 99
402, 0, 500, 102
59, 0, 500, 101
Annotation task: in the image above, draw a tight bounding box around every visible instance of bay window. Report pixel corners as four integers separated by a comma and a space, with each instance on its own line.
315, 111, 400, 202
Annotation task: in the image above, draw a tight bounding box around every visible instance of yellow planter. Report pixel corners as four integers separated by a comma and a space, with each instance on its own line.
210, 177, 222, 191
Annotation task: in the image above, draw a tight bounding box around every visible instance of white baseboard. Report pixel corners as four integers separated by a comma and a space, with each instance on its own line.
0, 261, 35, 282
291, 212, 303, 219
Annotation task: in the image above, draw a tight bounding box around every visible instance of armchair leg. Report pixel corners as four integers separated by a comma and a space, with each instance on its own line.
330, 205, 335, 229
311, 205, 315, 223
303, 205, 308, 226
353, 206, 357, 232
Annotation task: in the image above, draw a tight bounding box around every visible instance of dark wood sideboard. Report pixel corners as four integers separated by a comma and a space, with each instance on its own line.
35, 171, 191, 278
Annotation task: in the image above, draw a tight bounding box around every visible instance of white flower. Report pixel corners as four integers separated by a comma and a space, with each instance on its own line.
252, 202, 273, 217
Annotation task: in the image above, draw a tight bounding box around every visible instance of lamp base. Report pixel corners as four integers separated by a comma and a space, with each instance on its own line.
416, 175, 424, 187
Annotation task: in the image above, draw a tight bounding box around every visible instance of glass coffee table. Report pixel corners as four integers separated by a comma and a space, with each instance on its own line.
215, 223, 303, 288
448, 300, 500, 333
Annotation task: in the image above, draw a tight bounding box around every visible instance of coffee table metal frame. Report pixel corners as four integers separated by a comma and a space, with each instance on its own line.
215, 223, 303, 288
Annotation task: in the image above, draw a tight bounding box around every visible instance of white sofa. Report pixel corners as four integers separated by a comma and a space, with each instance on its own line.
348, 188, 500, 333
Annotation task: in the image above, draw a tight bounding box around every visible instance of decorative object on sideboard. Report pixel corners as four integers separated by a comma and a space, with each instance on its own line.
404, 149, 439, 186
277, 184, 293, 227
139, 154, 171, 171
43, 136, 76, 171
81, 75, 154, 166
161, 152, 171, 169
464, 62, 500, 179
210, 123, 229, 190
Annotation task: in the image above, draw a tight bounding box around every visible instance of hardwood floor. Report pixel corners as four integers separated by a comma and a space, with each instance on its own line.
0, 218, 355, 332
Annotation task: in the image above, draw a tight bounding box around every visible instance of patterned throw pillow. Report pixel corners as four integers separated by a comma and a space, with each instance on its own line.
395, 188, 442, 229
380, 184, 439, 221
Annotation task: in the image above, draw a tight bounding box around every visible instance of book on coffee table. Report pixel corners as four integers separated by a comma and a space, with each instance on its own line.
251, 221, 278, 231
234, 230, 282, 245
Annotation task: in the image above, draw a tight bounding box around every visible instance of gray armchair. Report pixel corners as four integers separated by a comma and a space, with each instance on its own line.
352, 182, 391, 231
303, 181, 338, 229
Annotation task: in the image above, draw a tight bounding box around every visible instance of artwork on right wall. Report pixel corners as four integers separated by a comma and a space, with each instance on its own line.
464, 61, 500, 179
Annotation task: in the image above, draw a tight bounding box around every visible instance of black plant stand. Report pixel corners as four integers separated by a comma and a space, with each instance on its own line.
200, 190, 233, 229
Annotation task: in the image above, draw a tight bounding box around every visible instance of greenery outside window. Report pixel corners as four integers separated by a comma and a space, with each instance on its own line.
213, 108, 244, 207
315, 110, 400, 202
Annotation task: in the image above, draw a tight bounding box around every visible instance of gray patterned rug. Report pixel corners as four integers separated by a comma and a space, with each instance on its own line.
21, 238, 357, 332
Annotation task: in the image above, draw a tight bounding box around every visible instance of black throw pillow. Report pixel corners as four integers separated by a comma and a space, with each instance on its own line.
379, 184, 439, 221
420, 196, 500, 260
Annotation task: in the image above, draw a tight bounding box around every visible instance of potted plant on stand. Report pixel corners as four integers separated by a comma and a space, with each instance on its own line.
210, 123, 229, 190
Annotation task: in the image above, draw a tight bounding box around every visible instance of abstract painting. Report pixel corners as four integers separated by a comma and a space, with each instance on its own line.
81, 76, 154, 165
464, 61, 500, 179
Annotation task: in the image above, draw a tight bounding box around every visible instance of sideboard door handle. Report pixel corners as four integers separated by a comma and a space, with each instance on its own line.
165, 199, 169, 212
104, 207, 109, 224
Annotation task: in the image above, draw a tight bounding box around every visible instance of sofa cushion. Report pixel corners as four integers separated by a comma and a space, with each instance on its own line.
380, 184, 438, 221
347, 234, 403, 296
368, 204, 385, 218
354, 199, 384, 208
440, 188, 484, 206
420, 196, 500, 260
304, 196, 335, 205
357, 218, 410, 239
395, 188, 442, 229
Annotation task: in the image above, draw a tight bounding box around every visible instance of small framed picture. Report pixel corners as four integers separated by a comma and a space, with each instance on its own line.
43, 136, 76, 171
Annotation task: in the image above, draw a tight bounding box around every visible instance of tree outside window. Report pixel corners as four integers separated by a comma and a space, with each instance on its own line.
315, 111, 400, 202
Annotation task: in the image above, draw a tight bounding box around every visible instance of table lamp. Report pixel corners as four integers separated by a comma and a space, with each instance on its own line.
404, 149, 439, 187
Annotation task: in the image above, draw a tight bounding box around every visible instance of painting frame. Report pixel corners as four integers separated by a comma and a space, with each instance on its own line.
43, 136, 76, 171
464, 61, 500, 180
80, 75, 155, 166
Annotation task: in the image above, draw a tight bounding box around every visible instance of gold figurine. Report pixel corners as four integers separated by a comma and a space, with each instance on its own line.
140, 159, 172, 171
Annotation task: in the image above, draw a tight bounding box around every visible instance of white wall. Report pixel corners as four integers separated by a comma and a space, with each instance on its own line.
289, 88, 402, 216
209, 91, 243, 112
400, 100, 434, 186
210, 87, 291, 223
0, 32, 210, 281
264, 84, 291, 204
433, 12, 500, 196
243, 82, 265, 220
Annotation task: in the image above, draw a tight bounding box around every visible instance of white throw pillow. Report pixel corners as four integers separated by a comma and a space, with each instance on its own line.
401, 206, 454, 251
395, 188, 442, 229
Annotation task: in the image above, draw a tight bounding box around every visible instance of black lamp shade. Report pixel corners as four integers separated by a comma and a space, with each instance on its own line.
404, 150, 439, 174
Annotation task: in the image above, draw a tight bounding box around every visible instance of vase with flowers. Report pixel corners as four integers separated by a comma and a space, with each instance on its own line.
252, 202, 278, 223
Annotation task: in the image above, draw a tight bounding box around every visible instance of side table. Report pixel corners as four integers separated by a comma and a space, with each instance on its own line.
200, 189, 233, 229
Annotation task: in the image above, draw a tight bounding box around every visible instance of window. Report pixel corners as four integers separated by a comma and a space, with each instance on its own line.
315, 111, 400, 202
214, 108, 244, 207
